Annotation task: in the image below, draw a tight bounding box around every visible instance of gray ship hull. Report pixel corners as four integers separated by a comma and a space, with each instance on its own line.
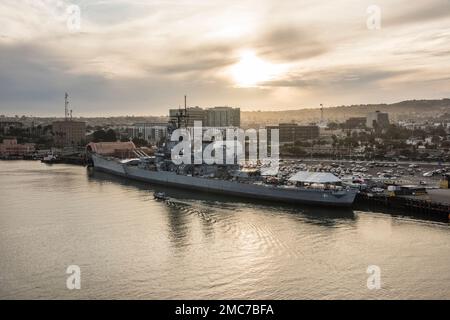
91, 154, 356, 207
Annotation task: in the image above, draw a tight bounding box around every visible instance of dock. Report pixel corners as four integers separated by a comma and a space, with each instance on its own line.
356, 189, 450, 221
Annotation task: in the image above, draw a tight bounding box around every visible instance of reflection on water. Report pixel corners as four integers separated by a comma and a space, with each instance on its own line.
88, 169, 357, 221
0, 161, 449, 299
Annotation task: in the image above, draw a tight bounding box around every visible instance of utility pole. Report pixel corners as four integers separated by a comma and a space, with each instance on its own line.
64, 93, 69, 120
320, 104, 324, 124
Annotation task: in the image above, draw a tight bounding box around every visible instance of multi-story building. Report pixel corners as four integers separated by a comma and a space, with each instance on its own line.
345, 117, 367, 129
128, 123, 168, 143
266, 123, 319, 144
366, 111, 390, 129
205, 107, 240, 127
0, 138, 35, 156
169, 107, 206, 127
0, 121, 23, 135
169, 106, 241, 127
52, 120, 86, 147
294, 125, 320, 141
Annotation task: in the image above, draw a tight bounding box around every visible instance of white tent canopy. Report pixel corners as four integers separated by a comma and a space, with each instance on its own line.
260, 168, 280, 176
289, 171, 341, 184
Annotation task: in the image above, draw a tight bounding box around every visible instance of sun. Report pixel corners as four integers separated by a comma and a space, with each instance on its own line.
230, 50, 284, 87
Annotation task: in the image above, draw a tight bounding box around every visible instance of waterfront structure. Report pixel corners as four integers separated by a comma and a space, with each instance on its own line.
366, 111, 390, 129
0, 138, 35, 156
52, 120, 86, 147
86, 141, 136, 158
266, 123, 319, 143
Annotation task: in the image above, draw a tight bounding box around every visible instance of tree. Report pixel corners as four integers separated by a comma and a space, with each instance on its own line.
331, 134, 338, 147
105, 129, 117, 142
431, 135, 441, 144
327, 122, 339, 130
430, 125, 446, 137
132, 137, 148, 147
92, 130, 106, 142
93, 129, 117, 142
385, 124, 411, 140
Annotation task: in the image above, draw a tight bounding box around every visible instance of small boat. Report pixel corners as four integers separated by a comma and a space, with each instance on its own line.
154, 192, 168, 201
41, 154, 61, 164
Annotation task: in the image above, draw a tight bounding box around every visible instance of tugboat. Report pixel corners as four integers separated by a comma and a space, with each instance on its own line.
154, 192, 169, 201
41, 154, 61, 164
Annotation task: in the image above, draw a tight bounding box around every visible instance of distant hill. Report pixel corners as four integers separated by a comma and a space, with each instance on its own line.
2, 98, 449, 127
241, 98, 450, 125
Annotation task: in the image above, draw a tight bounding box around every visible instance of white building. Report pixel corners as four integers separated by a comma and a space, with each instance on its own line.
128, 123, 168, 143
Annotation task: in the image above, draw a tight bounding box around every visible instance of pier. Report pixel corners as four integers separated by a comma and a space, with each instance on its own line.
356, 190, 450, 221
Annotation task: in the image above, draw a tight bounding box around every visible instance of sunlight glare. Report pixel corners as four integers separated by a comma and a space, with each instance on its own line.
231, 51, 284, 87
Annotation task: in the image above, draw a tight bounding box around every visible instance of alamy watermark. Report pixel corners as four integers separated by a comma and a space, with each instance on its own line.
27, 0, 81, 32
66, 265, 81, 290
367, 265, 381, 290
366, 5, 382, 30
170, 121, 280, 175
65, 3, 81, 32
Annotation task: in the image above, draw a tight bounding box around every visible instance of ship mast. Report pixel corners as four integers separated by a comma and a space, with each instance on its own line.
184, 95, 189, 128
175, 95, 189, 128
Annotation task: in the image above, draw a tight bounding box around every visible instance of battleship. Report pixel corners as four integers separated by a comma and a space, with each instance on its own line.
88, 105, 357, 207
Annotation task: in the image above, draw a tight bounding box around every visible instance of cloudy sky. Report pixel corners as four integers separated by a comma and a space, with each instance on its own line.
1, 0, 449, 116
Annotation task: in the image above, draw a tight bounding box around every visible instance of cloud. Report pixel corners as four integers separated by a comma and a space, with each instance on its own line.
0, 0, 449, 115
253, 26, 329, 62
151, 43, 238, 76
385, 1, 450, 27
261, 67, 418, 89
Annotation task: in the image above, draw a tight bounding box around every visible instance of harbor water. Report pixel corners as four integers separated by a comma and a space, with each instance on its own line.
0, 161, 449, 299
